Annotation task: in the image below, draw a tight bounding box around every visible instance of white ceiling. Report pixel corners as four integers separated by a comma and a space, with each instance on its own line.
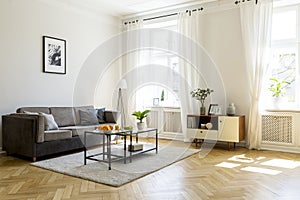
58, 0, 214, 17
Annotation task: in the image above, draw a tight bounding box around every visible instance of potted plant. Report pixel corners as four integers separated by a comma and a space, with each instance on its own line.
132, 109, 150, 130
190, 88, 214, 115
160, 89, 165, 106
161, 90, 165, 101
268, 77, 290, 98
268, 77, 290, 108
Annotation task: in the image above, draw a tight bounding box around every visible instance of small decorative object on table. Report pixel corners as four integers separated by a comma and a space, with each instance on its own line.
128, 143, 143, 151
227, 103, 236, 116
132, 110, 150, 130
191, 88, 214, 115
206, 123, 213, 129
208, 104, 218, 115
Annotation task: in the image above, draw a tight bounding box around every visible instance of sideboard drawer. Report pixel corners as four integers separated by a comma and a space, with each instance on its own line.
187, 129, 218, 140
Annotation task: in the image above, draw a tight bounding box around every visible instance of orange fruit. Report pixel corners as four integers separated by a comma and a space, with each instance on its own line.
115, 124, 120, 130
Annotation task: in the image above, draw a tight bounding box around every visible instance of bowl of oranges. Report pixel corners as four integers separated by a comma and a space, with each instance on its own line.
97, 124, 120, 133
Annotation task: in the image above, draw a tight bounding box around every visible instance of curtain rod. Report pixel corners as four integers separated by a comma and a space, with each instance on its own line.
235, 0, 258, 5
124, 0, 258, 25
143, 7, 204, 21
143, 13, 178, 22
124, 8, 204, 25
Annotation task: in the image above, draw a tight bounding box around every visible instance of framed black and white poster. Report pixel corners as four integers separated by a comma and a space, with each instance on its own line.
43, 36, 66, 74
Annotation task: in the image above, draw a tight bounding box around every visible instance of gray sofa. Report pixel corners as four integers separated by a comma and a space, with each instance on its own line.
2, 105, 120, 161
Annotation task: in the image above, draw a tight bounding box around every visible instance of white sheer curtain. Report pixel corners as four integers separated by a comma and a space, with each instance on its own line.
178, 11, 205, 141
122, 20, 144, 127
240, 0, 273, 149
122, 20, 144, 74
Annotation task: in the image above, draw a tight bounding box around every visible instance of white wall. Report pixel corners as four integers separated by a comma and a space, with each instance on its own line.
199, 8, 250, 119
0, 0, 120, 148
0, 1, 250, 148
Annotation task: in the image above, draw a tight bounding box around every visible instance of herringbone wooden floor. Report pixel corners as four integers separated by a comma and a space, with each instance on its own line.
1, 139, 300, 200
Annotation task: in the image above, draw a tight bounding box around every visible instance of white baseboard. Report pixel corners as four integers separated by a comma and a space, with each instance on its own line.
183, 139, 247, 147
147, 132, 185, 141
261, 144, 300, 154
184, 138, 193, 142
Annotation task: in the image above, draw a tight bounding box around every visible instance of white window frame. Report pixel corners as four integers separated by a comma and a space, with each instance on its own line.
268, 4, 300, 108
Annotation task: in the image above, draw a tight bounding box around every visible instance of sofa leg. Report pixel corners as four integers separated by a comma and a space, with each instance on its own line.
32, 157, 36, 162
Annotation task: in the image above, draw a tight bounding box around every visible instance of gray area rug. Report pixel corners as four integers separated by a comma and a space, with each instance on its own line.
31, 144, 199, 187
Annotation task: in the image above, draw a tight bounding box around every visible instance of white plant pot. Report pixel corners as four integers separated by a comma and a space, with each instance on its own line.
137, 122, 145, 130
272, 97, 287, 109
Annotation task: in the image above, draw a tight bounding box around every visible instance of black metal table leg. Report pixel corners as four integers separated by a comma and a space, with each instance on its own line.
107, 135, 111, 170
130, 131, 132, 163
124, 134, 127, 164
84, 132, 87, 165
156, 129, 158, 154
103, 134, 105, 160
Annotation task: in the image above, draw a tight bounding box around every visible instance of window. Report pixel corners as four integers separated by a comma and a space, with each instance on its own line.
266, 3, 300, 107
135, 18, 180, 110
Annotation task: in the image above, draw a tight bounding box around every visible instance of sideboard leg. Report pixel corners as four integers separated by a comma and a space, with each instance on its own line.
194, 139, 202, 147
234, 142, 236, 149
227, 142, 231, 150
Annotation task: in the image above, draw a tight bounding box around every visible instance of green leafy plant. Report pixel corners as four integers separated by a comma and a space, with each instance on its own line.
268, 77, 290, 98
161, 90, 165, 101
132, 110, 150, 123
190, 88, 214, 105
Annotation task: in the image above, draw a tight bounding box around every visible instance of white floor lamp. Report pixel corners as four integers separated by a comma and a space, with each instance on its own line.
117, 79, 127, 128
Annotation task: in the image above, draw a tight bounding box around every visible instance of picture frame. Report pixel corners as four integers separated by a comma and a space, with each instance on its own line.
208, 104, 219, 115
43, 36, 66, 74
153, 98, 159, 106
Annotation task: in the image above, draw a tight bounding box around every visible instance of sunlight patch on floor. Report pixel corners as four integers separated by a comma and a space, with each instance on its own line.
215, 162, 241, 168
240, 166, 282, 175
228, 154, 254, 163
260, 159, 300, 169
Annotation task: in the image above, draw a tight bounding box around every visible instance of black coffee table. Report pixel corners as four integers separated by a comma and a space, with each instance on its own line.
84, 128, 158, 170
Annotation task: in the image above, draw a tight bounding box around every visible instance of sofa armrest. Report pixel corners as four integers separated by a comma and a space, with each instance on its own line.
104, 111, 120, 123
2, 114, 38, 158
2, 114, 45, 144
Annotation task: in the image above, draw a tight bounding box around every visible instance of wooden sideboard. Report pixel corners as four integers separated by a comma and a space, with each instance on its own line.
187, 114, 245, 149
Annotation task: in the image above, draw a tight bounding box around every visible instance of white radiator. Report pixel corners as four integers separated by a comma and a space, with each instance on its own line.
261, 112, 295, 145
163, 111, 182, 133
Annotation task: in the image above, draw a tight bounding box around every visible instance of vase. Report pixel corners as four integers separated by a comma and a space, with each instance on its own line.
200, 102, 206, 115
227, 103, 236, 116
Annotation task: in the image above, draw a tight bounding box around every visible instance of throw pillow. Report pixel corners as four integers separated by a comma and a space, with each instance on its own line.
39, 112, 59, 131
79, 109, 99, 125
105, 111, 120, 123
24, 111, 39, 115
97, 108, 106, 124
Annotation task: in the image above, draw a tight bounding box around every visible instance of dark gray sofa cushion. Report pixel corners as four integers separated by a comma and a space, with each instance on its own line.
50, 107, 76, 127
79, 109, 98, 125
17, 107, 50, 114
44, 130, 72, 142
60, 125, 98, 136
104, 111, 120, 123
97, 108, 106, 124
73, 105, 94, 125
